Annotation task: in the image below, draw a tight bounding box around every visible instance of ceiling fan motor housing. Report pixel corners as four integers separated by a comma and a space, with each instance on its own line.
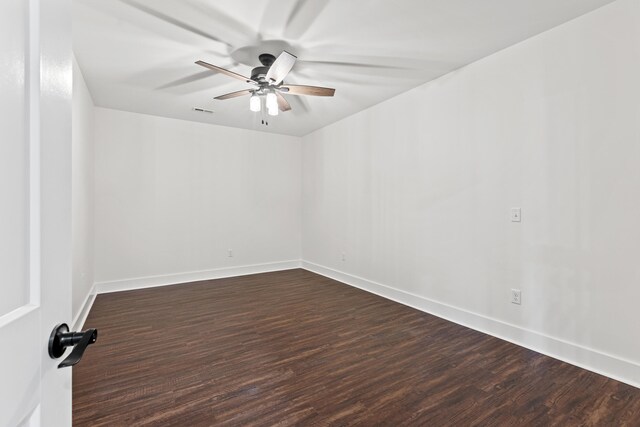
251, 66, 270, 82
258, 53, 276, 67
251, 53, 278, 83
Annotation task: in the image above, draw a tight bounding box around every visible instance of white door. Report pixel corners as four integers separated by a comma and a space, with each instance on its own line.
0, 0, 73, 426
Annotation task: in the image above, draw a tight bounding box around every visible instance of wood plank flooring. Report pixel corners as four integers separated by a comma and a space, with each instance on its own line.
73, 269, 640, 426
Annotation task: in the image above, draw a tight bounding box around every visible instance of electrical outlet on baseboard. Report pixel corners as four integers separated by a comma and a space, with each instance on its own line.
511, 207, 522, 222
511, 289, 522, 305
228, 249, 233, 257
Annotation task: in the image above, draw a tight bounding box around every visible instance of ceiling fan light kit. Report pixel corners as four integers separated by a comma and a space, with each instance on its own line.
195, 50, 336, 123
266, 91, 278, 116
249, 93, 261, 112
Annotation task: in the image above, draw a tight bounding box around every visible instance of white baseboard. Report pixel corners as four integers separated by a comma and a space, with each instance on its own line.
95, 260, 302, 294
301, 260, 640, 390
72, 284, 97, 331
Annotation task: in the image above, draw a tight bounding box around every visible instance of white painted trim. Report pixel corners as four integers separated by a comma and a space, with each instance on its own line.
95, 260, 302, 294
28, 0, 41, 307
71, 285, 96, 331
301, 260, 640, 390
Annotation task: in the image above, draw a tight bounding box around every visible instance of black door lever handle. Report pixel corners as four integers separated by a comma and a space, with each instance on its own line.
48, 323, 98, 369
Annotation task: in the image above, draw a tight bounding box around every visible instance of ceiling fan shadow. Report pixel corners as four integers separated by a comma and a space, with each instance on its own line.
296, 61, 433, 80
258, 0, 329, 41
286, 96, 310, 114
123, 63, 238, 95
293, 68, 360, 85
156, 70, 218, 91
284, 0, 330, 39
118, 0, 232, 47
258, 0, 285, 37
183, 0, 259, 47
296, 53, 456, 81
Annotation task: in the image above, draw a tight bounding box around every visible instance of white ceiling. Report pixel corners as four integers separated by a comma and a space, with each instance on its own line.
74, 0, 615, 137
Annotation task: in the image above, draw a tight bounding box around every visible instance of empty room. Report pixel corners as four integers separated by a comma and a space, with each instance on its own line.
2, 0, 640, 425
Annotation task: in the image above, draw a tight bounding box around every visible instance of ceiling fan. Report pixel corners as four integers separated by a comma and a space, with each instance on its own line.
195, 51, 335, 118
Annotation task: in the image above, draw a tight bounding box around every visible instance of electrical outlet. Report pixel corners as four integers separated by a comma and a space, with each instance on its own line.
227, 249, 233, 257
511, 208, 522, 222
511, 289, 522, 305
341, 252, 346, 262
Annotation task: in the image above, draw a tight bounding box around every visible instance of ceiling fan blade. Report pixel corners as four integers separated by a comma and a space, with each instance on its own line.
275, 92, 292, 112
279, 75, 310, 112
279, 84, 335, 97
195, 60, 256, 85
214, 89, 253, 100
266, 51, 297, 85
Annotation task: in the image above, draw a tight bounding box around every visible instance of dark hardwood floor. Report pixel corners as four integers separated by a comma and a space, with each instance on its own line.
73, 269, 640, 426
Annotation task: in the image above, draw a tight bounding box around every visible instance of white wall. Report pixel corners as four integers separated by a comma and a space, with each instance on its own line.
94, 108, 301, 287
72, 56, 95, 320
302, 0, 640, 385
